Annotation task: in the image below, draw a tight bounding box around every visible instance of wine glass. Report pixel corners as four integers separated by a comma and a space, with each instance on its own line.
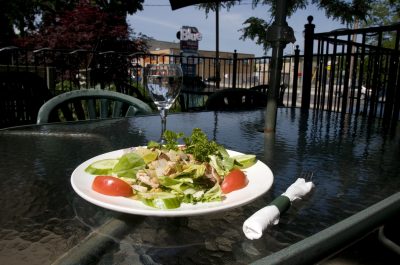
144, 64, 183, 143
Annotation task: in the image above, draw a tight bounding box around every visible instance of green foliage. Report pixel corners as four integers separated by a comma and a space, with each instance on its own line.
363, 0, 399, 49
0, 0, 38, 45
2, 0, 145, 48
240, 17, 270, 54
163, 130, 184, 151
55, 80, 79, 93
315, 0, 371, 25
197, 1, 238, 15
198, 0, 378, 54
14, 2, 138, 50
183, 128, 221, 162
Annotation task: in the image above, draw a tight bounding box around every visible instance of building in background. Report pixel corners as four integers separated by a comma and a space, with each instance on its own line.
146, 39, 256, 88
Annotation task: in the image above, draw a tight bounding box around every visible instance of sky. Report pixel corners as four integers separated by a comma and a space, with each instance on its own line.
127, 0, 348, 57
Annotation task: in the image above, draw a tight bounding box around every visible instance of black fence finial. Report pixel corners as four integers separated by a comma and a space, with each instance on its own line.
302, 16, 315, 110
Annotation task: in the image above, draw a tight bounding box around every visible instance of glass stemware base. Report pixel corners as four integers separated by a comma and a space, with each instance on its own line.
159, 108, 167, 144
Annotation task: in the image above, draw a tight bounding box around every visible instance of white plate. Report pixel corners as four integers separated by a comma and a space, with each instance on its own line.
71, 148, 273, 217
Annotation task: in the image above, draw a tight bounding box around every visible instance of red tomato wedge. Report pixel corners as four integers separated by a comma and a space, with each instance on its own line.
221, 169, 248, 194
92, 176, 133, 197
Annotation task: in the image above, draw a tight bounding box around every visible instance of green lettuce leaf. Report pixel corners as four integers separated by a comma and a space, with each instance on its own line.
113, 152, 145, 178
208, 155, 234, 176
176, 164, 206, 179
203, 183, 223, 202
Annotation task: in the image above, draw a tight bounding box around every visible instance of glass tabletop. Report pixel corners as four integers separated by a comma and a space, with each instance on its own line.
0, 109, 399, 265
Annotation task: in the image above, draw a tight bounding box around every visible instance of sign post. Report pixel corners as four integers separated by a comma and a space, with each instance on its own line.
177, 26, 202, 77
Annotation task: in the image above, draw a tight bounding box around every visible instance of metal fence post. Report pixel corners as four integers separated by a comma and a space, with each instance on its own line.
232, 50, 237, 89
291, 45, 300, 107
384, 30, 400, 125
341, 37, 352, 115
301, 16, 315, 110
46, 67, 56, 93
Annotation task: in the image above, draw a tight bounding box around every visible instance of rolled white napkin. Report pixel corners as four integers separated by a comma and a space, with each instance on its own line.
243, 178, 314, 240
282, 178, 314, 201
242, 205, 281, 240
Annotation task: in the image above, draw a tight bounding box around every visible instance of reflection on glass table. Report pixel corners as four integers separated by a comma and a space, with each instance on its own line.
0, 109, 399, 265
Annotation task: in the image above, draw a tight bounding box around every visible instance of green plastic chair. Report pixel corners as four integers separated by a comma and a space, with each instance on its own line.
37, 89, 152, 124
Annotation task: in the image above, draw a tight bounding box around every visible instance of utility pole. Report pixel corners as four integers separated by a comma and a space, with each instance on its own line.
349, 18, 359, 86
215, 1, 220, 89
264, 0, 295, 132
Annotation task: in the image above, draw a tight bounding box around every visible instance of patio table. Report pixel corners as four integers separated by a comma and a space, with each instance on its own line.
0, 108, 399, 265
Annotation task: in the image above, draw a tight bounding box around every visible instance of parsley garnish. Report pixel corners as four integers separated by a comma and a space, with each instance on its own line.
183, 128, 221, 162
163, 130, 184, 150
157, 128, 222, 162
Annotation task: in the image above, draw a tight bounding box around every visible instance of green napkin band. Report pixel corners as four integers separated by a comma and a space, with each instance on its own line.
269, 195, 291, 213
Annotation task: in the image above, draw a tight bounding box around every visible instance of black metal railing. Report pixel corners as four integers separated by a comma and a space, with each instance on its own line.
302, 16, 400, 127
0, 48, 281, 110
1, 17, 399, 128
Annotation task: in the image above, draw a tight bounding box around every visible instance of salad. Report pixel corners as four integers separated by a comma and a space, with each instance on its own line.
84, 128, 256, 209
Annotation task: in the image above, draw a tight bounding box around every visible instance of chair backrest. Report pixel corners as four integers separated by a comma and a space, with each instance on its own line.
249, 84, 287, 107
0, 71, 52, 128
249, 84, 269, 94
37, 89, 153, 124
205, 88, 268, 111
